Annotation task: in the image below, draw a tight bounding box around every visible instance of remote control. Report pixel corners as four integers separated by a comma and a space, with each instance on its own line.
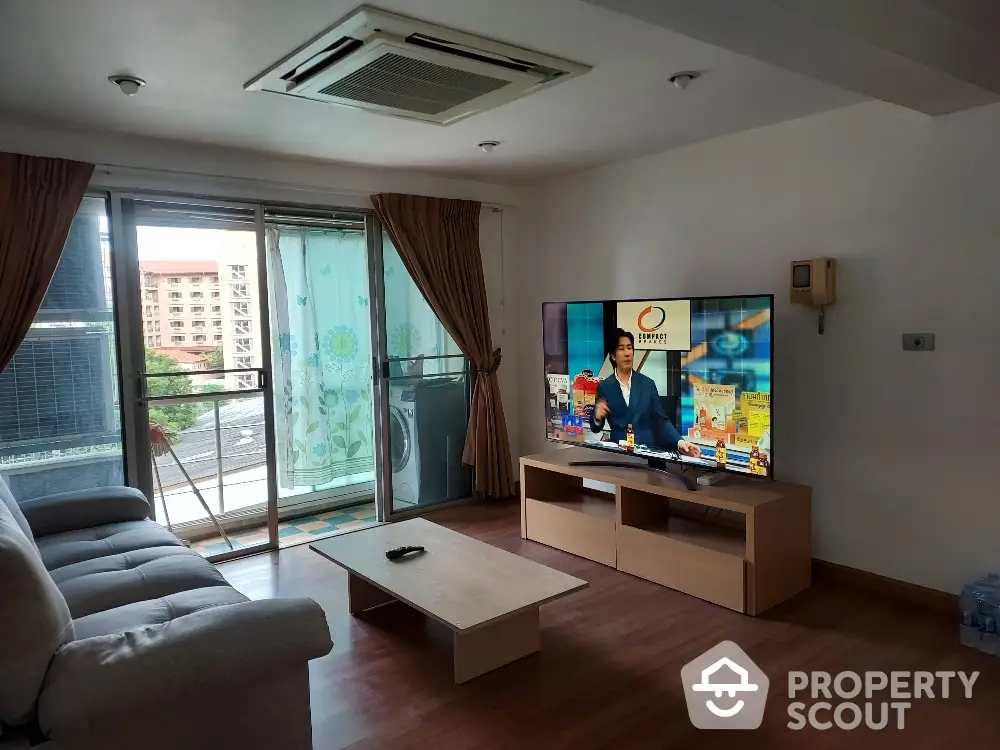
386, 545, 425, 561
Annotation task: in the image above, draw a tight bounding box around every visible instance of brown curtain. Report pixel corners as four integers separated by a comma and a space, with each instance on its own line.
372, 193, 515, 498
0, 153, 94, 372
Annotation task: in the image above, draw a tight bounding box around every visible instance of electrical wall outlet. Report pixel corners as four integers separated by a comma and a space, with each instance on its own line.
903, 333, 935, 351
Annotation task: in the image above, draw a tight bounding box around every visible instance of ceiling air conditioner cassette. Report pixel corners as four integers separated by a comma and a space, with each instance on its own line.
245, 6, 591, 125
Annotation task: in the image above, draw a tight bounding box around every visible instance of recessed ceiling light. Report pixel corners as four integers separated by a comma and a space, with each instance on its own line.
668, 71, 700, 90
479, 141, 501, 154
109, 75, 146, 96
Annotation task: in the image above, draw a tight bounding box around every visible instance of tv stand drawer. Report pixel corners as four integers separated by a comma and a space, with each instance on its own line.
616, 524, 745, 612
524, 497, 616, 567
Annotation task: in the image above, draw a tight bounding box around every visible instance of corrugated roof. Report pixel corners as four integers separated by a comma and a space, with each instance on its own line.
151, 348, 211, 365
140, 261, 219, 274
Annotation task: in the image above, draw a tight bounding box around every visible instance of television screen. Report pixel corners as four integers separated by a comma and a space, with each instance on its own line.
542, 295, 773, 478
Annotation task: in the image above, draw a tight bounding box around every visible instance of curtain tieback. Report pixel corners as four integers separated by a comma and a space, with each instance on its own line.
478, 348, 502, 376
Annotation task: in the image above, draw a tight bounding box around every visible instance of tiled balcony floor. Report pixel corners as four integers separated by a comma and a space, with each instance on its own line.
190, 501, 377, 555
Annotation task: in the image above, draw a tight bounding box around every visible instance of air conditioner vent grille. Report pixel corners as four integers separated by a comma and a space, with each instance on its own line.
318, 52, 510, 115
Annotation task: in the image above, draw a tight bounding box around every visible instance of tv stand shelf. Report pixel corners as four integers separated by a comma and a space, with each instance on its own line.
520, 447, 812, 615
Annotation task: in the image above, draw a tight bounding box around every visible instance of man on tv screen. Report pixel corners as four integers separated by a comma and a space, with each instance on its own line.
589, 328, 702, 458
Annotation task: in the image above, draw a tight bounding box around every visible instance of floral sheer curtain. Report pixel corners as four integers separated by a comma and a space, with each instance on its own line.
267, 225, 374, 489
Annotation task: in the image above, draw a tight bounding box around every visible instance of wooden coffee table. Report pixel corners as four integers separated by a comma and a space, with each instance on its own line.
310, 517, 588, 683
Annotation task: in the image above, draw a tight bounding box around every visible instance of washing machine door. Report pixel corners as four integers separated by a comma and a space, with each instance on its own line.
389, 405, 411, 473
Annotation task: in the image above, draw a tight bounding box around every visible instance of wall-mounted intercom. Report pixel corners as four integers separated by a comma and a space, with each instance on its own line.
790, 258, 837, 334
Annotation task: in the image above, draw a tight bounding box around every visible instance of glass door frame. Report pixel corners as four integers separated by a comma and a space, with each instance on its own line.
368, 216, 477, 520
264, 207, 384, 521
105, 190, 476, 548
111, 192, 280, 561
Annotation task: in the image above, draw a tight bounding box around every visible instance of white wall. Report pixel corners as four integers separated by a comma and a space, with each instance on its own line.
517, 101, 1000, 593
0, 116, 525, 476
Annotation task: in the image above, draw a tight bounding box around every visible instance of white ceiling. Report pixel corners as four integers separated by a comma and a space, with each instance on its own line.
0, 0, 862, 182
586, 0, 1000, 115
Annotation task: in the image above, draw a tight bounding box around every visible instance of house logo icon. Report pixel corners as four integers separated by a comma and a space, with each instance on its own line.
681, 641, 770, 729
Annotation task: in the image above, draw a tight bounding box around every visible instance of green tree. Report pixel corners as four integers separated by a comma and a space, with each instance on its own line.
145, 350, 204, 438
201, 347, 224, 370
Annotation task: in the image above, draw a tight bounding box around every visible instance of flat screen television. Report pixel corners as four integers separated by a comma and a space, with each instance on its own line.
542, 295, 773, 484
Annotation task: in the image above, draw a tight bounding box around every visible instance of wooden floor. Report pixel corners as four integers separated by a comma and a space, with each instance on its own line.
219, 499, 1000, 749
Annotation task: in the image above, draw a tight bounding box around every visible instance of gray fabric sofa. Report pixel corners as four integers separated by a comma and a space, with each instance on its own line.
0, 477, 332, 750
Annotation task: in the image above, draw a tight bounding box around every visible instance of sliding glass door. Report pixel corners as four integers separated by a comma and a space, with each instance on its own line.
374, 231, 473, 515
264, 211, 379, 533
116, 197, 278, 559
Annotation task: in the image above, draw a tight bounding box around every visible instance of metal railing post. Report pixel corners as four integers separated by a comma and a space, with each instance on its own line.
214, 401, 225, 514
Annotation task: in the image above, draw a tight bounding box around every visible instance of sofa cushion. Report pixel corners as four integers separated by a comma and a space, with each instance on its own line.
0, 493, 74, 726
51, 547, 231, 619
36, 519, 184, 571
49, 545, 194, 584
0, 475, 35, 550
72, 586, 249, 640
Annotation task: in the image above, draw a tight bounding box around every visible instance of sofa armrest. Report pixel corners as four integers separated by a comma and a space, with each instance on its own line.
37, 597, 332, 739
18, 487, 151, 537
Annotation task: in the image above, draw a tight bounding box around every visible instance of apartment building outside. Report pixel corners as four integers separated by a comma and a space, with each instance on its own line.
139, 253, 261, 391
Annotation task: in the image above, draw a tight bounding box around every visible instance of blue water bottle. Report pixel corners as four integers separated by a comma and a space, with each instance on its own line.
979, 607, 999, 656
960, 584, 980, 648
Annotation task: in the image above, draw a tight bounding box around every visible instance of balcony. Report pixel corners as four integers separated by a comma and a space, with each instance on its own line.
148, 395, 375, 555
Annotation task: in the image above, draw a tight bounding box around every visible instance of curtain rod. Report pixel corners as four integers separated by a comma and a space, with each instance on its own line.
94, 163, 513, 210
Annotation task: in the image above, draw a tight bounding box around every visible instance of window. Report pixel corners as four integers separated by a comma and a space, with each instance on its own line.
235, 356, 254, 369
230, 265, 247, 280
235, 337, 253, 353
214, 334, 224, 343
145, 320, 153, 333
145, 305, 152, 317
191, 306, 205, 315
230, 283, 249, 299
232, 302, 250, 317
169, 306, 183, 315
190, 291, 203, 300
0, 196, 124, 497
171, 335, 185, 344
212, 319, 222, 328
211, 291, 221, 300
155, 335, 162, 347
192, 320, 206, 329
154, 321, 160, 332
145, 291, 158, 302
212, 305, 221, 313
146, 336, 155, 346
168, 277, 181, 285
169, 321, 184, 329
153, 306, 160, 316
168, 291, 182, 300
232, 320, 252, 335
193, 335, 207, 344
209, 275, 220, 284
235, 373, 256, 390
189, 276, 201, 285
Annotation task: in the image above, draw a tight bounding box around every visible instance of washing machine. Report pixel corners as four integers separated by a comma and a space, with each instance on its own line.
388, 385, 420, 507
388, 380, 472, 508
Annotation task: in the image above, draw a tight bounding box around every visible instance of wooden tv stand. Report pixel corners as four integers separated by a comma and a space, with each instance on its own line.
520, 447, 812, 615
